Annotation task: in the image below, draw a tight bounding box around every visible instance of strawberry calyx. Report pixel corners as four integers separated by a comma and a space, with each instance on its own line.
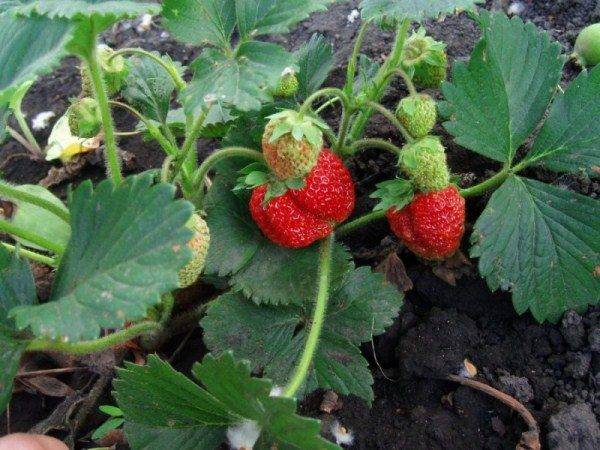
370, 178, 415, 212
235, 162, 306, 207
401, 28, 447, 88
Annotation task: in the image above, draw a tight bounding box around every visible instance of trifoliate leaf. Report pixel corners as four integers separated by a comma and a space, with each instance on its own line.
202, 267, 403, 402
295, 34, 334, 101
0, 246, 34, 413
360, 0, 483, 22
123, 53, 183, 124
0, 12, 72, 106
183, 42, 294, 112
204, 175, 351, 305
236, 0, 335, 38
442, 11, 564, 163
114, 353, 339, 449
9, 173, 194, 341
524, 65, 600, 177
162, 0, 236, 49
471, 176, 600, 323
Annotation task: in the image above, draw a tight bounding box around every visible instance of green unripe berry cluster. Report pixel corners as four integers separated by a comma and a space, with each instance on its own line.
67, 98, 102, 138
273, 68, 299, 98
396, 94, 437, 138
400, 136, 450, 193
402, 28, 448, 89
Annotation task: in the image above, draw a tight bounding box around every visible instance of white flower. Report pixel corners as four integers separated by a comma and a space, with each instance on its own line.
136, 14, 153, 33
347, 9, 360, 24
45, 115, 100, 163
31, 111, 56, 130
507, 2, 526, 15
226, 419, 261, 450
330, 420, 354, 446
269, 386, 283, 397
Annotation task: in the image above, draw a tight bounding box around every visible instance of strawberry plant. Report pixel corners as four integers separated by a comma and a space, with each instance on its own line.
0, 0, 598, 448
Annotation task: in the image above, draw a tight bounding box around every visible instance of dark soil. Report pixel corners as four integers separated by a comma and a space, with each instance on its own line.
2, 1, 600, 449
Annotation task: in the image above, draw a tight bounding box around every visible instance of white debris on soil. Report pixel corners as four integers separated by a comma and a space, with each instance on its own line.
226, 419, 261, 450
31, 111, 56, 130
507, 2, 526, 15
459, 358, 478, 378
136, 14, 153, 33
347, 9, 360, 24
331, 420, 354, 446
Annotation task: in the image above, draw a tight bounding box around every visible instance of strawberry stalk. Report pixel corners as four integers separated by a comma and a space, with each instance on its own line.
84, 37, 123, 185
349, 138, 403, 155
0, 219, 65, 255
336, 210, 387, 237
283, 233, 334, 398
0, 242, 57, 267
343, 18, 373, 96
109, 48, 186, 91
364, 100, 414, 143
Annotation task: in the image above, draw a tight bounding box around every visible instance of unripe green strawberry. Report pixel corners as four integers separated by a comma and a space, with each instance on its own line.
273, 67, 299, 98
179, 214, 210, 288
573, 23, 600, 67
80, 45, 129, 97
400, 136, 450, 193
262, 110, 328, 181
402, 28, 447, 89
67, 98, 102, 138
396, 94, 437, 138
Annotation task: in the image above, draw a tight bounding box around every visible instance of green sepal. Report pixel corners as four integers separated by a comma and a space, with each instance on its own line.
370, 178, 415, 211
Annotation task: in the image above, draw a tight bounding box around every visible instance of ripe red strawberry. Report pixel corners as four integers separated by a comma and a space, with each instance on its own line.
249, 150, 355, 248
386, 185, 465, 260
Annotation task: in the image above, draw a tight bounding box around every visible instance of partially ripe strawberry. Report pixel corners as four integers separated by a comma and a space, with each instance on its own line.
396, 94, 437, 138
400, 136, 450, 193
402, 28, 447, 89
262, 110, 328, 181
179, 214, 210, 287
273, 67, 299, 98
249, 150, 355, 248
387, 185, 465, 260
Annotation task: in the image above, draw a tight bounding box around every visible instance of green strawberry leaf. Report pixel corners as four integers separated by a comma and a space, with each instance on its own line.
295, 34, 334, 101
91, 417, 125, 440
9, 173, 194, 341
353, 54, 381, 97
162, 0, 236, 49
235, 0, 335, 38
204, 175, 351, 306
0, 246, 35, 413
202, 266, 403, 403
442, 11, 564, 163
524, 65, 600, 177
182, 42, 294, 112
122, 53, 183, 125
114, 353, 339, 449
471, 176, 600, 323
360, 0, 483, 22
0, 12, 72, 106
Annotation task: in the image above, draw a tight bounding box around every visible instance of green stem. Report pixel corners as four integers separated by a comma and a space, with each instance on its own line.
336, 210, 387, 237
390, 68, 418, 97
0, 181, 70, 224
173, 107, 211, 183
314, 97, 340, 115
459, 167, 511, 198
365, 100, 413, 143
12, 108, 42, 156
344, 19, 373, 95
299, 88, 349, 117
109, 101, 176, 156
25, 321, 161, 355
1, 242, 57, 266
192, 147, 264, 207
6, 126, 39, 156
86, 41, 122, 185
0, 219, 65, 255
110, 48, 186, 91
349, 18, 411, 141
159, 293, 175, 326
283, 233, 334, 398
349, 138, 403, 155
335, 108, 354, 153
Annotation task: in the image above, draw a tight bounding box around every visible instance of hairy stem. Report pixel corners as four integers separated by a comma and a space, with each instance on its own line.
110, 48, 186, 91
336, 210, 387, 237
0, 181, 70, 223
192, 147, 264, 207
109, 101, 176, 156
86, 41, 122, 185
349, 138, 403, 155
175, 107, 211, 183
12, 109, 42, 156
1, 242, 57, 266
349, 18, 411, 141
25, 321, 161, 355
0, 219, 65, 255
6, 126, 40, 156
365, 100, 413, 143
344, 19, 373, 95
460, 167, 511, 198
283, 234, 334, 398
299, 88, 349, 117
389, 68, 418, 97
